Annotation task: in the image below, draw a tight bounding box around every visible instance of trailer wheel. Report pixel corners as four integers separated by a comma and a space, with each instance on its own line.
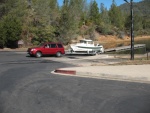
97, 51, 100, 55
56, 52, 62, 57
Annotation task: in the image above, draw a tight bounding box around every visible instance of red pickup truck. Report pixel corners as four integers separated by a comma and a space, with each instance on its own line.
27, 42, 65, 58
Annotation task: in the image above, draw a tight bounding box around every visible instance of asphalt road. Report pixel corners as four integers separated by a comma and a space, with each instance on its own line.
0, 51, 150, 113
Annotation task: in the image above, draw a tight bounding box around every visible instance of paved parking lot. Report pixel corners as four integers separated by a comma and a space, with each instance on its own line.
0, 51, 150, 113
43, 54, 126, 66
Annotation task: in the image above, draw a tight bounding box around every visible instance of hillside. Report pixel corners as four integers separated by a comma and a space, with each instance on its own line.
97, 35, 150, 49
119, 0, 150, 18
73, 33, 150, 49
0, 0, 150, 48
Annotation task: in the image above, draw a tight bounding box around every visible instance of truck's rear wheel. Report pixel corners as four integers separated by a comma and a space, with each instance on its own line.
56, 52, 62, 57
35, 52, 42, 58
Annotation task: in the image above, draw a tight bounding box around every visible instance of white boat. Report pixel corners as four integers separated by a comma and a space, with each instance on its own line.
69, 39, 104, 54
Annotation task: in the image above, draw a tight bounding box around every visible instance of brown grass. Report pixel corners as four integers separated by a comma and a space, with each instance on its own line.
113, 60, 150, 65
98, 35, 150, 43
97, 35, 150, 49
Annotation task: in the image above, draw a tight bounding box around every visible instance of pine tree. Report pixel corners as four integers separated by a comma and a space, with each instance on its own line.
96, 3, 112, 35
100, 3, 110, 24
21, 0, 60, 45
0, 14, 22, 47
109, 0, 125, 29
0, 0, 26, 47
89, 0, 100, 25
58, 0, 85, 44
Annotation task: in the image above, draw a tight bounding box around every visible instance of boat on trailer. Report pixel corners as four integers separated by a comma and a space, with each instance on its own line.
69, 39, 104, 55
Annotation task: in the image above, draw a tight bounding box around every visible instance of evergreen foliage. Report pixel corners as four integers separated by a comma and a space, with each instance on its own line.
109, 0, 125, 30
57, 0, 84, 44
89, 0, 100, 25
0, 14, 22, 48
0, 0, 149, 47
120, 0, 150, 35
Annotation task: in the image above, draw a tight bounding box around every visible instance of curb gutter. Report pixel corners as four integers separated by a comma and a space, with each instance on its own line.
54, 69, 76, 75
54, 69, 150, 84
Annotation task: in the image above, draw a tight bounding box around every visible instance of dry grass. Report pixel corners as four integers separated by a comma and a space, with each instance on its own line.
112, 57, 150, 65
90, 60, 150, 66
97, 35, 150, 49
98, 35, 150, 43
114, 60, 150, 65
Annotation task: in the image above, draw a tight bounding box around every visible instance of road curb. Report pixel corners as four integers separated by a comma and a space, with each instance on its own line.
53, 69, 150, 84
76, 72, 150, 84
54, 69, 76, 75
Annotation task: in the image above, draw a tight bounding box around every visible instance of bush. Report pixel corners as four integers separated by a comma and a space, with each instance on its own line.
0, 22, 5, 48
0, 14, 22, 48
96, 25, 115, 35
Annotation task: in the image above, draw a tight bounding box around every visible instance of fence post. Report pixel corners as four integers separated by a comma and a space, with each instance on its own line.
147, 52, 149, 60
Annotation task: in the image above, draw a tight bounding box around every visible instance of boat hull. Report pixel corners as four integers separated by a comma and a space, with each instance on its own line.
69, 39, 104, 54
70, 45, 104, 53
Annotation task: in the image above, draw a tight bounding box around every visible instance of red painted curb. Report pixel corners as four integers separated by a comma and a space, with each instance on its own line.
54, 69, 76, 75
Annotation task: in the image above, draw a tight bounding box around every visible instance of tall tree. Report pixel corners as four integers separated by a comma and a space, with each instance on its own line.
58, 0, 85, 44
0, 14, 22, 47
0, 0, 19, 19
95, 3, 112, 35
125, 14, 143, 31
0, 21, 5, 48
89, 0, 100, 25
22, 0, 60, 45
109, 0, 125, 29
100, 3, 110, 24
0, 0, 26, 47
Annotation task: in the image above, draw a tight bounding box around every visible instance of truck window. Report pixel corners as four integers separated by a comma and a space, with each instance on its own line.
57, 44, 63, 48
50, 44, 57, 48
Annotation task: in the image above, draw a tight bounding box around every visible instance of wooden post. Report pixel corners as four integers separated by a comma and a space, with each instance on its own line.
147, 52, 149, 60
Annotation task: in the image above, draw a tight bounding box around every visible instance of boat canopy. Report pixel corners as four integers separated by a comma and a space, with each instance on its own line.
79, 39, 93, 44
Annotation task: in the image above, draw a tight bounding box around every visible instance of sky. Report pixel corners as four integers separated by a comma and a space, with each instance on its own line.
57, 0, 142, 9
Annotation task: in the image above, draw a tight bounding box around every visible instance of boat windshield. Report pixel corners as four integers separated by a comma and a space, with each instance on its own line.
87, 41, 93, 44
80, 40, 86, 44
79, 40, 93, 44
